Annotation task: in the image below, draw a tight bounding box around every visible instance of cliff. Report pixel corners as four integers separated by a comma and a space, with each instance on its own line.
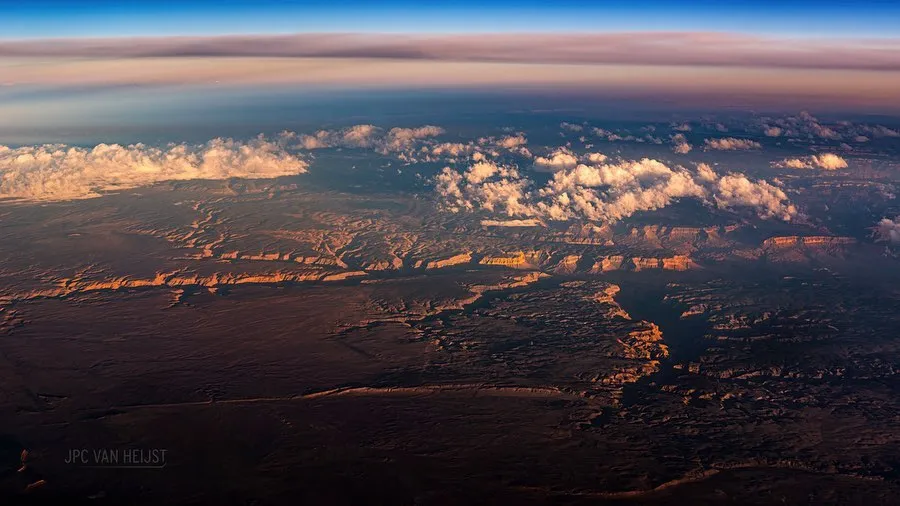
762, 236, 856, 249
479, 251, 528, 267
15, 268, 368, 301
591, 255, 696, 273
619, 323, 669, 360
424, 252, 473, 270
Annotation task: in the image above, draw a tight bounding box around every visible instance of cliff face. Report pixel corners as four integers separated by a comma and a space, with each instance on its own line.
629, 225, 708, 244
619, 323, 669, 360
360, 257, 405, 271
591, 255, 696, 273
12, 269, 368, 301
424, 252, 473, 270
479, 252, 528, 267
552, 254, 581, 274
592, 255, 625, 273
662, 255, 695, 271
631, 257, 662, 271
215, 250, 348, 268
592, 284, 632, 320
763, 236, 856, 249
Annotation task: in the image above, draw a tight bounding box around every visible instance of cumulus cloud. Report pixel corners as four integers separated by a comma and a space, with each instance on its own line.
294, 125, 380, 149
382, 126, 445, 152
428, 142, 475, 158
760, 111, 839, 140
703, 137, 762, 151
435, 162, 533, 216
696, 163, 718, 182
465, 161, 501, 184
775, 153, 848, 170
560, 122, 584, 132
495, 135, 528, 149
759, 112, 899, 143
714, 174, 797, 220
671, 133, 693, 154
0, 137, 308, 201
292, 124, 444, 155
586, 153, 608, 163
860, 124, 900, 138
435, 155, 796, 223
875, 217, 900, 244
534, 149, 579, 171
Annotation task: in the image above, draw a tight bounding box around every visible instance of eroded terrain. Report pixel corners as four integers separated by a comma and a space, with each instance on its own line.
1, 169, 900, 505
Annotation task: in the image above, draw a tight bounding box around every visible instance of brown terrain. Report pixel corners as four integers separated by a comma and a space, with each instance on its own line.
1, 178, 899, 505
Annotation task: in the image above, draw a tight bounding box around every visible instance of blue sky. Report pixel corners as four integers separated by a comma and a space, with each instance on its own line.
2, 0, 899, 38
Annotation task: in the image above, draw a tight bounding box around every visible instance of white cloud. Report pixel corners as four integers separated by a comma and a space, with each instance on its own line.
586, 152, 608, 163
775, 153, 848, 170
703, 137, 762, 151
435, 154, 796, 223
294, 124, 443, 153
496, 135, 528, 149
860, 125, 900, 138
696, 163, 718, 182
0, 136, 308, 201
875, 217, 900, 244
435, 162, 534, 216
381, 126, 445, 152
560, 122, 584, 132
465, 161, 500, 184
761, 111, 838, 140
534, 148, 579, 171
474, 134, 531, 157
671, 133, 692, 154
429, 142, 474, 158
295, 124, 380, 149
714, 174, 797, 220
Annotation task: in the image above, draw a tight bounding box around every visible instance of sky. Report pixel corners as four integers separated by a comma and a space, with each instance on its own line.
3, 0, 900, 144
2, 0, 900, 38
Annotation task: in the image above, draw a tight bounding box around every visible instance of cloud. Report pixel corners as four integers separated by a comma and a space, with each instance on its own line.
435, 155, 796, 223
495, 135, 528, 149
714, 174, 797, 220
293, 125, 380, 149
761, 111, 839, 140
429, 142, 475, 158
671, 133, 693, 154
560, 122, 584, 132
292, 124, 443, 153
476, 134, 531, 157
0, 136, 308, 201
5, 33, 900, 72
435, 162, 533, 216
696, 163, 718, 182
775, 153, 848, 170
382, 126, 445, 152
534, 148, 579, 171
856, 124, 900, 138
465, 161, 501, 184
875, 217, 900, 244
5, 60, 899, 111
703, 137, 762, 151
758, 112, 900, 142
